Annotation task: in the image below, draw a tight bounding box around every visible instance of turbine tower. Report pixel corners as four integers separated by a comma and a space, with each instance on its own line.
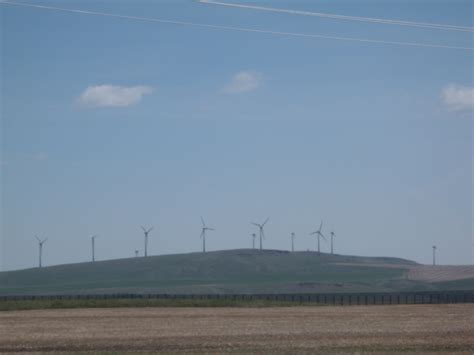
291, 232, 295, 252
310, 221, 326, 255
35, 236, 47, 268
252, 233, 256, 249
432, 245, 437, 266
251, 217, 269, 250
200, 217, 215, 253
329, 229, 336, 255
141, 226, 153, 257
91, 235, 98, 262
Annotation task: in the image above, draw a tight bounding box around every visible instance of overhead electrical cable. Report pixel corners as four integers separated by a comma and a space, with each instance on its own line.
0, 1, 473, 51
198, 0, 474, 33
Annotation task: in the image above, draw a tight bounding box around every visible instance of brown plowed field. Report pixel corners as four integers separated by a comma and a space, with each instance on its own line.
1, 305, 473, 353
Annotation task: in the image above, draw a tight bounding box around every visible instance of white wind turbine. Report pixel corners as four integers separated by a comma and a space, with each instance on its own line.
251, 217, 269, 250
310, 221, 326, 255
200, 217, 215, 253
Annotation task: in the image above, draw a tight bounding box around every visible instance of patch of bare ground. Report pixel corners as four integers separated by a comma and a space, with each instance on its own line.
0, 304, 473, 353
330, 262, 411, 270
332, 263, 474, 283
407, 265, 474, 282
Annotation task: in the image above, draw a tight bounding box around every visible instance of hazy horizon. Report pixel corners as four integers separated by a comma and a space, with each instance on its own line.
1, 0, 473, 271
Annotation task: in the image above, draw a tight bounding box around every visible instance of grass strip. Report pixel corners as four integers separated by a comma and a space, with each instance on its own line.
0, 298, 324, 311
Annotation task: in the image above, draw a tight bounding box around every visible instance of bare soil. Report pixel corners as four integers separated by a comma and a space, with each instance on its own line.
407, 265, 474, 282
1, 304, 473, 353
333, 263, 474, 283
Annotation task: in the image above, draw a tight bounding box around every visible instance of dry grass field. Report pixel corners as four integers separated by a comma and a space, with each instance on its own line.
1, 304, 473, 353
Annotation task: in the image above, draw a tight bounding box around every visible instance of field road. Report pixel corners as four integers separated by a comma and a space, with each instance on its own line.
1, 305, 473, 353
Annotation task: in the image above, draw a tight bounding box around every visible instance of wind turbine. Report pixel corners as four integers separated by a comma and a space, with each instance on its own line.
91, 235, 98, 262
35, 236, 47, 268
141, 226, 153, 257
252, 233, 256, 249
135, 250, 139, 257
432, 245, 437, 266
200, 217, 215, 253
251, 217, 269, 250
291, 232, 295, 252
309, 221, 326, 255
329, 229, 336, 255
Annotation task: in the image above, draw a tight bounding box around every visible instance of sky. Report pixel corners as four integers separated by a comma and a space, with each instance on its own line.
0, 0, 473, 271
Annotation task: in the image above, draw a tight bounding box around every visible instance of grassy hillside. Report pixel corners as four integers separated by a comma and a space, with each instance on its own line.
1, 248, 467, 296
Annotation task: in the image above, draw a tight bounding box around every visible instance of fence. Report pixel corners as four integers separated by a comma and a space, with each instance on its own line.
1, 290, 473, 305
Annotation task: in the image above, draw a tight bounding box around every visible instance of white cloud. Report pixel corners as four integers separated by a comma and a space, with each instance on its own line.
223, 71, 263, 94
441, 84, 474, 112
77, 85, 153, 108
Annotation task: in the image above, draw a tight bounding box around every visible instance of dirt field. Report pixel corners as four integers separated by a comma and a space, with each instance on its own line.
333, 263, 474, 283
1, 305, 473, 353
408, 265, 474, 282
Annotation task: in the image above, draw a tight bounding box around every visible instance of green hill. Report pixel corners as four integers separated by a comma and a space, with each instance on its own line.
0, 249, 470, 296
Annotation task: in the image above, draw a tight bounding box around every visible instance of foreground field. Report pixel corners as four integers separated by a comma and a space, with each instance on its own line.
0, 304, 473, 353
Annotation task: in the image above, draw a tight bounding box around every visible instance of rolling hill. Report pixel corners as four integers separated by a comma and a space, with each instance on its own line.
1, 249, 473, 295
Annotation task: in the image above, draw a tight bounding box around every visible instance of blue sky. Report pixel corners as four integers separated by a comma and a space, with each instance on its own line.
1, 0, 473, 271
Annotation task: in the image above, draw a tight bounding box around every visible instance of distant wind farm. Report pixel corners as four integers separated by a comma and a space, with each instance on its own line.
25, 216, 450, 273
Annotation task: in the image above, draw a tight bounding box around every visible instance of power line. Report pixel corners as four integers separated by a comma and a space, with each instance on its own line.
1, 1, 473, 51
199, 0, 474, 33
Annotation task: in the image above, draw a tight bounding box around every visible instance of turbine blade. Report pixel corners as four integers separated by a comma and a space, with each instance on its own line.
141, 226, 146, 232
320, 232, 327, 241
262, 217, 270, 226
35, 236, 41, 242
319, 220, 323, 231
309, 231, 317, 235
251, 222, 260, 227
148, 227, 153, 233
201, 216, 205, 227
